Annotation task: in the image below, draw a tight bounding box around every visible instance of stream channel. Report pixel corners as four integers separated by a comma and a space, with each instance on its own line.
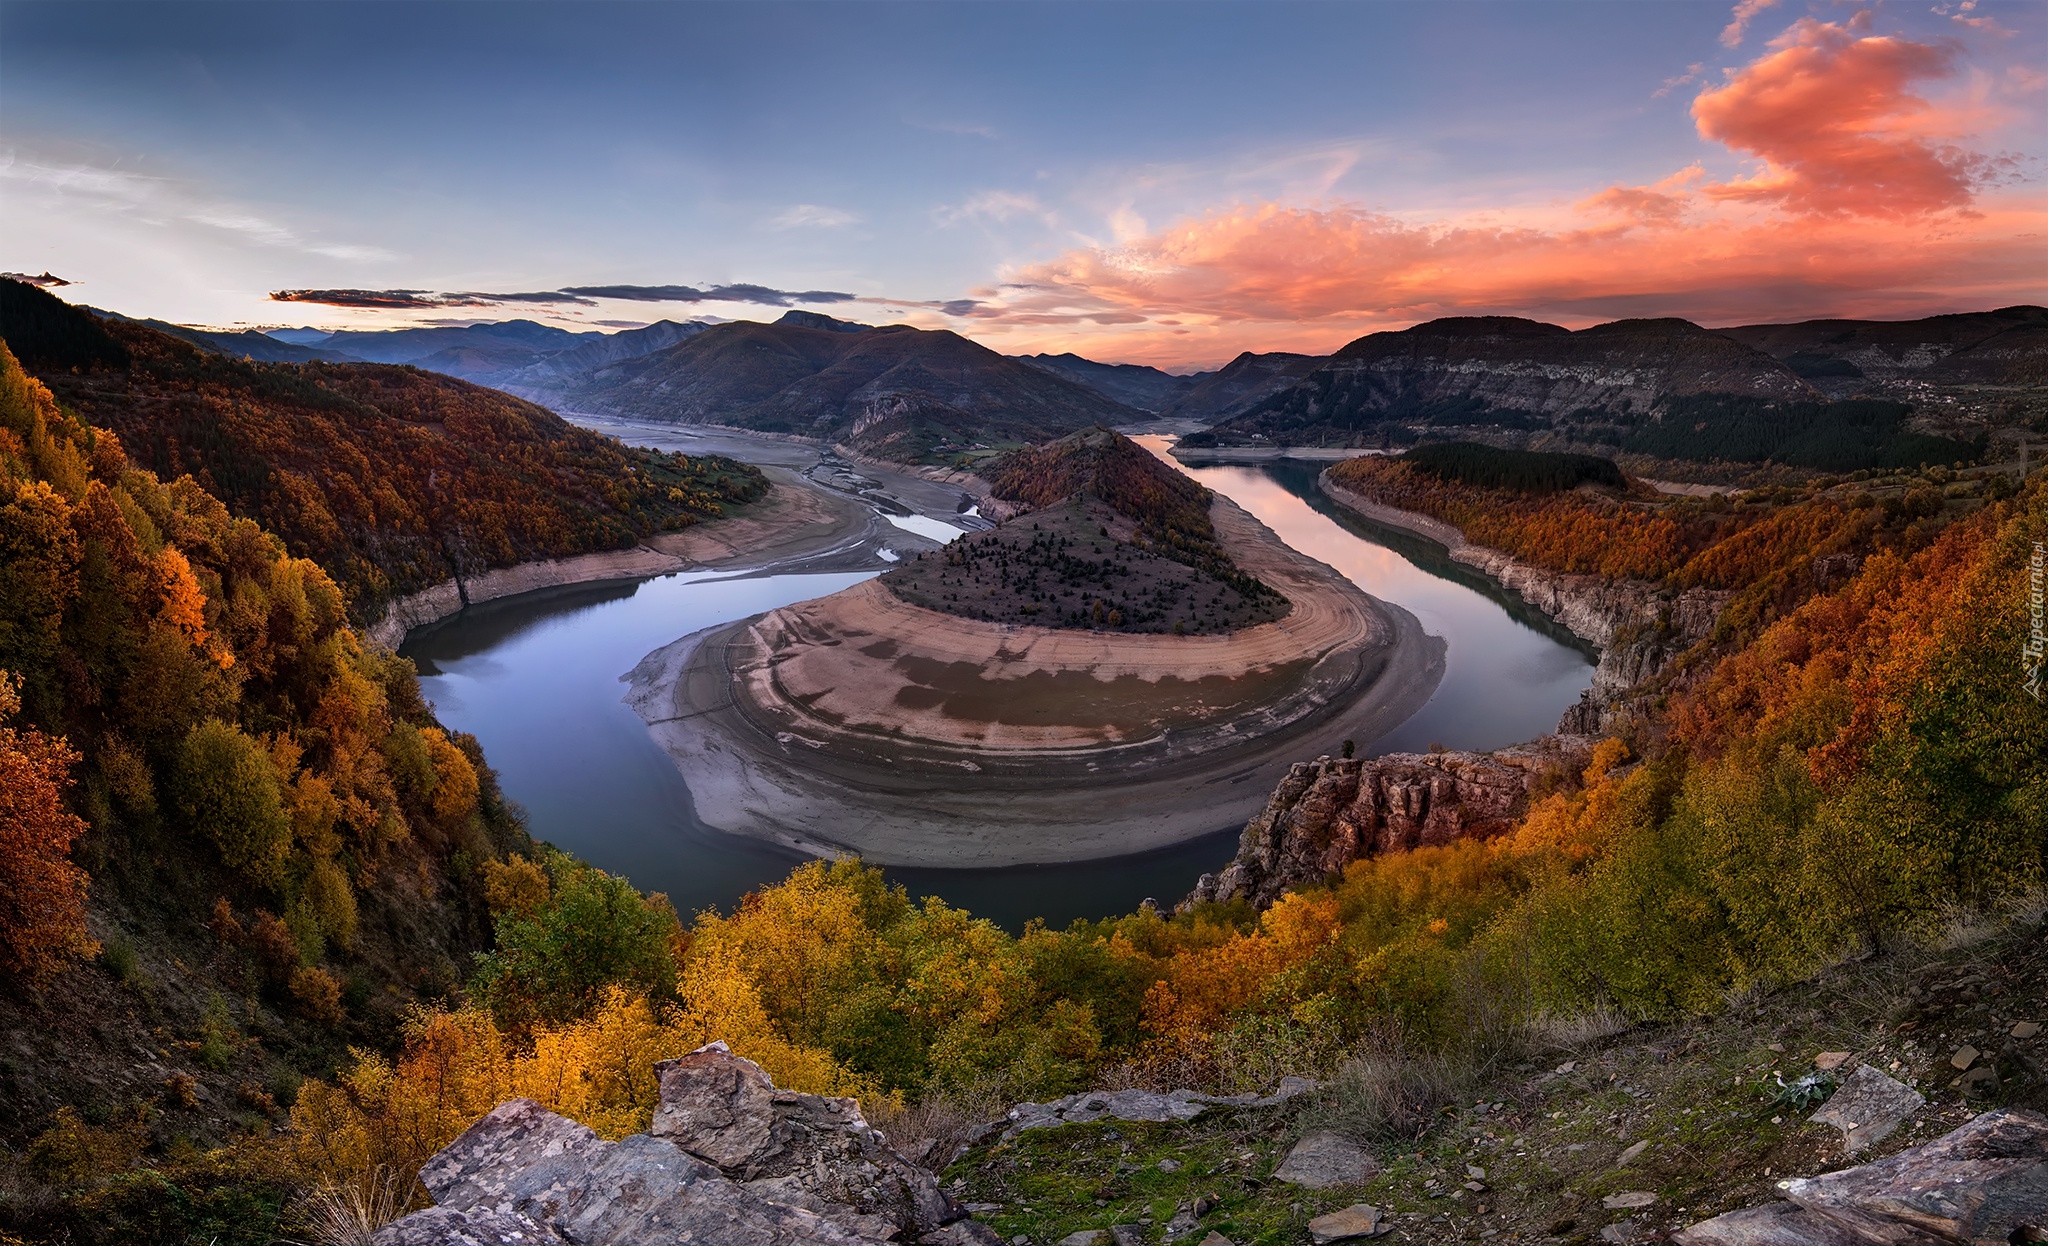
401, 433, 1596, 931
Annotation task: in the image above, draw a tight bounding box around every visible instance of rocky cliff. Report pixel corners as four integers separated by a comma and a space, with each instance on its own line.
372, 1042, 1001, 1246
1183, 739, 1594, 910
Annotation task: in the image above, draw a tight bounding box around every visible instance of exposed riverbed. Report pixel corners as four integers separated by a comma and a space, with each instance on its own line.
402, 424, 1594, 930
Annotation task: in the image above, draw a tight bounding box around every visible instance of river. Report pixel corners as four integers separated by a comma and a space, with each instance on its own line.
401, 437, 1594, 931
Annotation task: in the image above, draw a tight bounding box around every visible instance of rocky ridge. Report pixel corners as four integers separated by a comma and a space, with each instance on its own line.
372, 1042, 999, 1246
1183, 739, 1595, 911
1675, 1107, 2047, 1245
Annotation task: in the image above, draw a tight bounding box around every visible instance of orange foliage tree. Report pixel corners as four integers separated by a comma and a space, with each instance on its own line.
0, 672, 96, 979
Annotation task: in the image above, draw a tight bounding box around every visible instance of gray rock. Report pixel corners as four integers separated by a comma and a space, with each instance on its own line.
1273, 1131, 1379, 1189
1807, 1065, 1924, 1153
1784, 1107, 2048, 1243
1673, 1201, 1907, 1246
1110, 1227, 1146, 1246
370, 1204, 569, 1246
999, 1079, 1315, 1138
1676, 1108, 2048, 1246
1602, 1191, 1656, 1210
1163, 1202, 1203, 1239
375, 1078, 909, 1245
415, 1098, 616, 1214
920, 1221, 1007, 1245
651, 1040, 955, 1235
1306, 1202, 1388, 1242
1056, 1233, 1107, 1246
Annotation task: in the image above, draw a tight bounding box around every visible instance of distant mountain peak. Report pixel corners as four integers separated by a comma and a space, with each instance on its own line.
777, 310, 870, 333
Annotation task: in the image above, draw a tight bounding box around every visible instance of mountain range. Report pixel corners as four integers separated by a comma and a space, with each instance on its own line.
57, 296, 2048, 468
561, 314, 1144, 462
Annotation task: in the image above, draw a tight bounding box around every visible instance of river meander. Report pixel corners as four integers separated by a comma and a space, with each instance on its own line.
402, 438, 1594, 931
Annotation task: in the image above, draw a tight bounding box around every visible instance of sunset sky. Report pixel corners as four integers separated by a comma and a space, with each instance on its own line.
4, 0, 2043, 368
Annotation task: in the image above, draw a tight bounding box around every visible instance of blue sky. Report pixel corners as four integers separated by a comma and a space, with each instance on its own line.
4, 1, 2042, 366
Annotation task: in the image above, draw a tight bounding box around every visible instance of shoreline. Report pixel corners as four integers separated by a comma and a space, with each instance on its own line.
1315, 469, 1729, 727
365, 435, 965, 650
625, 495, 1447, 868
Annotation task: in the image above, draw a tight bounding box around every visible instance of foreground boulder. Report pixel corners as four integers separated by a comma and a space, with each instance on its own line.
1675, 1107, 2047, 1245
651, 1041, 956, 1237
371, 1042, 984, 1245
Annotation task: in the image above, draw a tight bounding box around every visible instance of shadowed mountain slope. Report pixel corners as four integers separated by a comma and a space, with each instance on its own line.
1016, 352, 1208, 413
1162, 349, 1325, 423
6, 282, 765, 623
564, 316, 1143, 463
1206, 316, 1813, 445
1718, 304, 2048, 393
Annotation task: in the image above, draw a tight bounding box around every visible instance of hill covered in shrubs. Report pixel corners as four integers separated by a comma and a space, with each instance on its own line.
1, 280, 766, 625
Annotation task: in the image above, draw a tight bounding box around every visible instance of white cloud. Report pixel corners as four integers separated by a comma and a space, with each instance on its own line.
770, 203, 858, 229
0, 147, 394, 262
934, 189, 1057, 227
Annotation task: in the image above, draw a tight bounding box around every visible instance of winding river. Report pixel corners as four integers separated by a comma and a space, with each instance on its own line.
401, 436, 1594, 931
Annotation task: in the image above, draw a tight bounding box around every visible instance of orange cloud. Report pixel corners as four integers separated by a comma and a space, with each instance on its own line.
1692, 19, 1987, 216
947, 16, 2042, 368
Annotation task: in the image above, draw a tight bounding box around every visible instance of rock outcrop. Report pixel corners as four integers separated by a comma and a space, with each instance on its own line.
1182, 740, 1591, 911
372, 1042, 991, 1246
996, 1078, 1317, 1140
1675, 1107, 2048, 1245
650, 1042, 956, 1238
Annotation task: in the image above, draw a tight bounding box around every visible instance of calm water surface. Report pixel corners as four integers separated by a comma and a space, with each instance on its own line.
403, 454, 1593, 930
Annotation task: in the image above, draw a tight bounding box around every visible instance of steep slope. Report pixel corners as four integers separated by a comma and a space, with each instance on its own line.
1207, 317, 1812, 444
1164, 349, 1325, 423
1016, 352, 1206, 413
566, 316, 1143, 463
1718, 305, 2048, 395
0, 341, 541, 1242
6, 282, 766, 623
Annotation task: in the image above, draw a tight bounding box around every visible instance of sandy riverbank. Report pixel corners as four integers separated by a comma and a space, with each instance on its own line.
625, 495, 1446, 867
364, 466, 898, 649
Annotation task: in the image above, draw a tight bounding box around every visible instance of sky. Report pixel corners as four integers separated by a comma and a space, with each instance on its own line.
3, 0, 2043, 369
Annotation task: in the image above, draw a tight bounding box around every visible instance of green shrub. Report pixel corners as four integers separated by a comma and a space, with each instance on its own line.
173, 720, 289, 885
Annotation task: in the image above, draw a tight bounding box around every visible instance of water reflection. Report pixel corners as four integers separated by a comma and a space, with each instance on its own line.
405, 457, 1593, 931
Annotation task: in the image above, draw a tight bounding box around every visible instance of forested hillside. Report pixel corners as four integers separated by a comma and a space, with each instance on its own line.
1, 280, 766, 624
0, 339, 588, 1242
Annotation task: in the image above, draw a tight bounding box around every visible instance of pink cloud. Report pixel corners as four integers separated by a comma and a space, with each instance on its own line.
939, 14, 2041, 367
1692, 19, 1987, 216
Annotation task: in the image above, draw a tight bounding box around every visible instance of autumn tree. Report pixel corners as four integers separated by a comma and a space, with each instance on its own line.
173, 719, 291, 886
0, 672, 96, 978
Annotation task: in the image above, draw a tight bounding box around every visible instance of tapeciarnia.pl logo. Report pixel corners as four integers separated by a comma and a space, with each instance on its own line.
2026, 541, 2045, 702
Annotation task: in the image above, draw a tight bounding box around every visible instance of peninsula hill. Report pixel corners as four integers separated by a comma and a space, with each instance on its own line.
626, 432, 1442, 866
883, 427, 1288, 634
